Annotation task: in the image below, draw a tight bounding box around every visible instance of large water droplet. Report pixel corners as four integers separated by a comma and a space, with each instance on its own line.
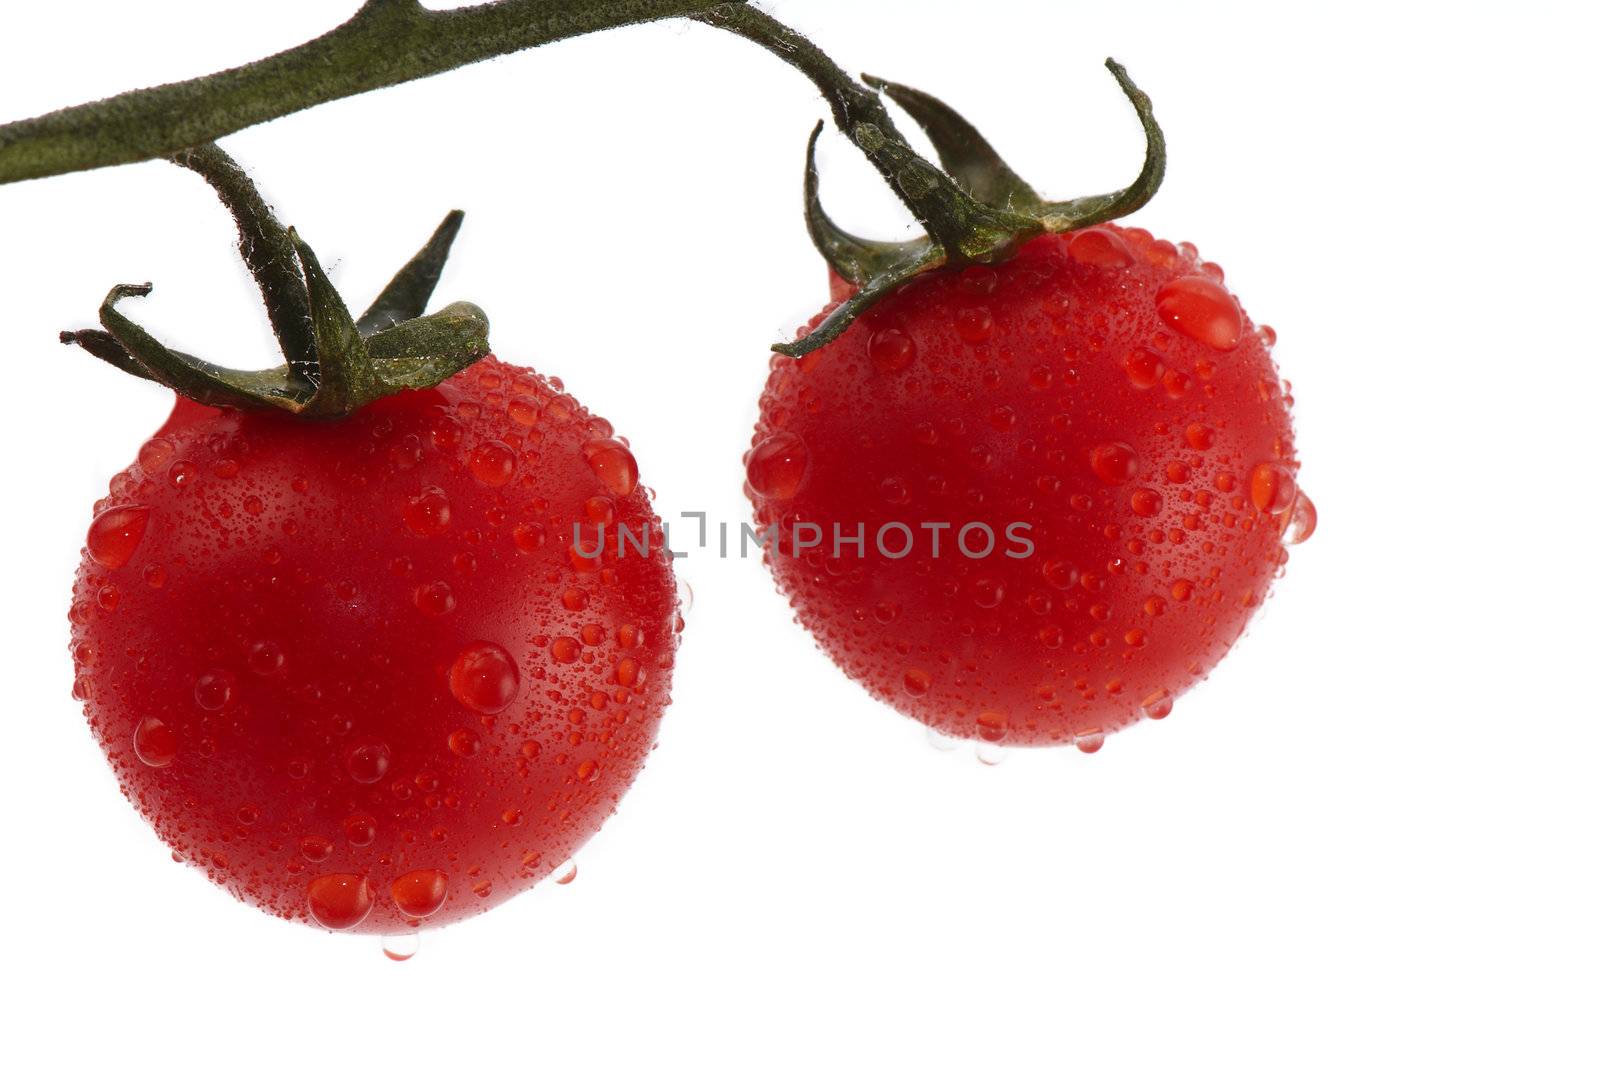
306, 873, 375, 930
975, 710, 1007, 743
869, 327, 916, 372
1089, 442, 1138, 485
582, 439, 639, 496
1140, 690, 1174, 720
448, 642, 520, 714
345, 742, 391, 785
404, 487, 451, 536
1067, 227, 1135, 268
86, 505, 150, 569
1155, 276, 1243, 350
974, 741, 1007, 766
193, 670, 236, 711
468, 441, 517, 487
413, 580, 456, 617
133, 717, 176, 767
382, 933, 420, 962
1249, 462, 1298, 515
746, 432, 809, 500
391, 868, 449, 918
1282, 491, 1318, 544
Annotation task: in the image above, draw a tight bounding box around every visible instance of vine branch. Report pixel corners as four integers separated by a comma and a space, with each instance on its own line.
0, 0, 741, 186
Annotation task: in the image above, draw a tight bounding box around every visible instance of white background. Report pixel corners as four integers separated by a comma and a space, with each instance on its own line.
0, 2, 1594, 1067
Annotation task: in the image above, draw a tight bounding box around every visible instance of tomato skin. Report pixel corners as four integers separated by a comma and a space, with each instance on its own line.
747, 226, 1302, 747
70, 357, 679, 933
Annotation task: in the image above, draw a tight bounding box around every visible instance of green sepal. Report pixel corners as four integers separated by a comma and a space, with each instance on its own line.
96, 283, 310, 413
774, 246, 943, 358
365, 302, 492, 387
803, 122, 931, 287
861, 75, 1042, 212
59, 144, 493, 419
778, 59, 1165, 359
358, 210, 465, 336
1036, 60, 1166, 231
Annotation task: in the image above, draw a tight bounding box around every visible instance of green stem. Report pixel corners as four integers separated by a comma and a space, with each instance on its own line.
170, 144, 317, 381
0, 0, 742, 186
690, 4, 1033, 263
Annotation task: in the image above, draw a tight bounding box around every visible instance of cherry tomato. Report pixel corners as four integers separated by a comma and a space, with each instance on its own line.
71, 357, 680, 932
746, 225, 1312, 748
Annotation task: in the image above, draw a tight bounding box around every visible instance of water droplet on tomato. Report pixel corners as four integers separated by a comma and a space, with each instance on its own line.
391, 868, 449, 917
971, 577, 1006, 609
343, 814, 377, 846
1124, 350, 1164, 389
468, 441, 517, 487
676, 578, 694, 616
1282, 491, 1318, 544
1067, 227, 1135, 268
307, 873, 374, 930
1140, 690, 1173, 720
1155, 276, 1243, 350
582, 439, 639, 497
345, 742, 391, 785
1249, 462, 1298, 515
193, 670, 235, 711
382, 933, 420, 962
133, 717, 176, 767
447, 729, 480, 757
404, 487, 451, 536
1130, 488, 1163, 517
247, 640, 284, 676
555, 864, 578, 885
869, 327, 915, 372
975, 710, 1007, 742
1089, 442, 1138, 485
975, 741, 1007, 766
925, 725, 959, 751
137, 437, 175, 473
746, 432, 809, 500
449, 642, 520, 714
1042, 559, 1079, 590
954, 306, 994, 343
1075, 731, 1105, 754
299, 835, 334, 863
86, 505, 150, 569
512, 522, 547, 554
903, 668, 931, 697
413, 580, 456, 617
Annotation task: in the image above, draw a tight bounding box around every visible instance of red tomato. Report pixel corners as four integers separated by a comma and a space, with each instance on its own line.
70, 356, 680, 933
746, 225, 1313, 748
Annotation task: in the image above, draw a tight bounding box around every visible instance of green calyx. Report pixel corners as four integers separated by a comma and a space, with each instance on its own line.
784, 59, 1166, 358
60, 144, 490, 419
